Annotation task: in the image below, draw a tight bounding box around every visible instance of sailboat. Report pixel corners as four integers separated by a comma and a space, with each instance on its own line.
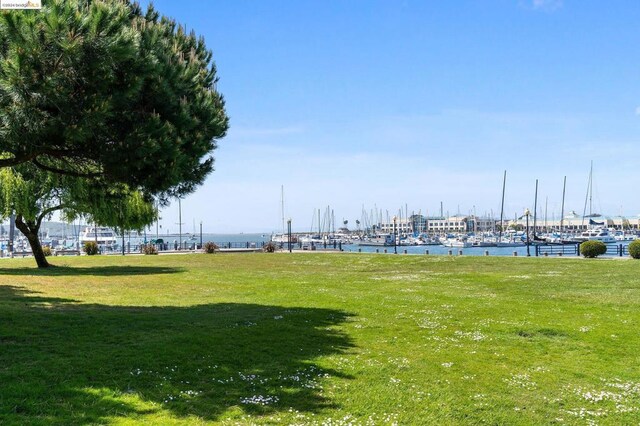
270, 185, 298, 244
495, 171, 524, 247
581, 161, 602, 221
571, 162, 615, 244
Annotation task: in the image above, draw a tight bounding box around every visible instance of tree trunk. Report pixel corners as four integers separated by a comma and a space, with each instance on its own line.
15, 215, 51, 268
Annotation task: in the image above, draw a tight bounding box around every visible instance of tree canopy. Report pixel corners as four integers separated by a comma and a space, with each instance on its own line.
65, 181, 156, 236
0, 0, 228, 198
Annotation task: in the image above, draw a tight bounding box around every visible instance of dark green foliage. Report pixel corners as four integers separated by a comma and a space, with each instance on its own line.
580, 240, 607, 258
0, 0, 228, 198
66, 182, 157, 235
628, 240, 640, 259
83, 241, 99, 256
142, 244, 158, 255
0, 0, 228, 267
263, 242, 277, 253
203, 242, 218, 254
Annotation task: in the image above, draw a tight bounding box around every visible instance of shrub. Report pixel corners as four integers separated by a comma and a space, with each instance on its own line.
628, 240, 640, 259
203, 242, 219, 254
42, 246, 52, 257
263, 241, 277, 253
142, 244, 158, 255
83, 241, 99, 255
580, 240, 607, 258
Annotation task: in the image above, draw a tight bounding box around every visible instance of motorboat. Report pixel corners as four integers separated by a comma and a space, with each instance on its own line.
79, 226, 118, 248
572, 227, 616, 244
441, 235, 472, 248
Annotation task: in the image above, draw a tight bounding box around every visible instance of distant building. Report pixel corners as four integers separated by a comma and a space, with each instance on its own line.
425, 216, 469, 233
377, 217, 415, 234
507, 210, 640, 231
378, 215, 496, 234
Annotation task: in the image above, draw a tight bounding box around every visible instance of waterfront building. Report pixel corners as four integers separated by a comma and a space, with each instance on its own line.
425, 215, 469, 233
506, 210, 640, 231
467, 216, 497, 233
377, 217, 415, 234
378, 215, 496, 234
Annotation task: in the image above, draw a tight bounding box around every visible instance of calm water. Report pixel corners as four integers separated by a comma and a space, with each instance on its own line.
166, 234, 629, 257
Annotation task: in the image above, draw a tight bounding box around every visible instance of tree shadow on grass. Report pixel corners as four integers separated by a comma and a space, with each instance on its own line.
0, 265, 184, 276
0, 285, 354, 424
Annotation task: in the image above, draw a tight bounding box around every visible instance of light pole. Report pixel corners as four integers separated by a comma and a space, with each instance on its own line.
287, 218, 292, 253
199, 221, 203, 249
9, 214, 14, 258
155, 200, 159, 241
525, 208, 531, 257
178, 198, 182, 250
393, 216, 398, 254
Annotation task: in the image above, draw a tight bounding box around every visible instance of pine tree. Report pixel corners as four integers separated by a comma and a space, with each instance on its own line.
0, 0, 228, 267
0, 0, 228, 197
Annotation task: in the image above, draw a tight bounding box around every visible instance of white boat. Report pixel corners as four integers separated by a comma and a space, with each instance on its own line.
357, 234, 395, 247
270, 233, 298, 244
406, 236, 425, 245
496, 240, 525, 247
299, 234, 331, 246
469, 233, 497, 247
79, 226, 118, 247
506, 230, 529, 246
572, 227, 616, 243
441, 236, 472, 248
613, 231, 637, 241
471, 239, 496, 247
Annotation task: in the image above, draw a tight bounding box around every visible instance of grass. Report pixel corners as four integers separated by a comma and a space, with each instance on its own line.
0, 253, 639, 425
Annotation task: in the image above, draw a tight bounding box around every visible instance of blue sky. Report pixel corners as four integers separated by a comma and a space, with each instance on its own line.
140, 0, 640, 233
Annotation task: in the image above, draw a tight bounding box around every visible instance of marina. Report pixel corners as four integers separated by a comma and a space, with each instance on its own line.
2, 210, 638, 258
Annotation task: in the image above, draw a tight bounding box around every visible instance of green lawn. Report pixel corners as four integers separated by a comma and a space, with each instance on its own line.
0, 253, 639, 425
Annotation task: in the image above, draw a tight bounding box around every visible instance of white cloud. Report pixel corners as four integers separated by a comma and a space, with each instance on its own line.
527, 0, 563, 12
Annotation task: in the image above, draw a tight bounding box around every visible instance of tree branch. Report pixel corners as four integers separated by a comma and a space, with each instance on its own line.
36, 204, 66, 230
33, 158, 102, 178
14, 214, 30, 235
0, 152, 38, 167
42, 148, 81, 159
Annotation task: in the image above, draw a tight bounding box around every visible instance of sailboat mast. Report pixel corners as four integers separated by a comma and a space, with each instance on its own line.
405, 203, 408, 227
332, 209, 335, 234
499, 170, 506, 241
544, 197, 548, 233
533, 179, 538, 239
281, 185, 285, 235
560, 176, 567, 234
589, 160, 593, 217
581, 161, 593, 228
